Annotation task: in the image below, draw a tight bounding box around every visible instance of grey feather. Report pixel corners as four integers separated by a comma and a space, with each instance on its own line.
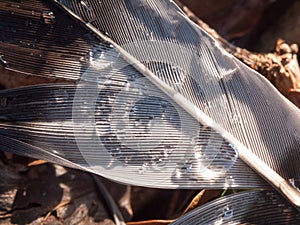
0, 0, 299, 211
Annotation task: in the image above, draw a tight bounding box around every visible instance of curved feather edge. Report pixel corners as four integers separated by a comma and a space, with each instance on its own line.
171, 190, 300, 224
0, 83, 268, 188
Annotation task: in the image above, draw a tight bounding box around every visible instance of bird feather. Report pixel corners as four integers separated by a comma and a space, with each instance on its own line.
0, 0, 300, 210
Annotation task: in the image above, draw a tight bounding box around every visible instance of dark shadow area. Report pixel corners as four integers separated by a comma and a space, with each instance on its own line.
0, 0, 98, 80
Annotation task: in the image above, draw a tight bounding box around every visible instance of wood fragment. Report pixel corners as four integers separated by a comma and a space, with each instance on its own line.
42, 200, 71, 222
0, 213, 12, 219
27, 159, 47, 167
182, 190, 221, 214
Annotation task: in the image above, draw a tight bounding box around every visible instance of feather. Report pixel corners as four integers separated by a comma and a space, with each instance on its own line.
171, 190, 300, 224
0, 0, 98, 80
0, 0, 300, 210
0, 83, 267, 188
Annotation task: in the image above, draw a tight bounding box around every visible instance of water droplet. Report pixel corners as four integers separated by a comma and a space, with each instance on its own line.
80, 0, 90, 9
107, 95, 114, 103
134, 120, 140, 127
105, 79, 112, 85
0, 55, 8, 67
194, 149, 201, 159
175, 168, 182, 178
160, 101, 167, 109
288, 178, 300, 191
225, 176, 234, 186
171, 66, 186, 89
148, 115, 155, 120
204, 101, 211, 111
129, 106, 136, 114
115, 147, 121, 156
138, 163, 148, 174
222, 206, 233, 220
10, 3, 20, 8
181, 161, 192, 173
231, 113, 239, 124
146, 31, 154, 41
54, 89, 69, 103
282, 207, 294, 213
163, 146, 173, 155
121, 160, 129, 167
128, 74, 135, 81
155, 158, 165, 168
125, 82, 131, 90
80, 0, 95, 22
42, 11, 55, 24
